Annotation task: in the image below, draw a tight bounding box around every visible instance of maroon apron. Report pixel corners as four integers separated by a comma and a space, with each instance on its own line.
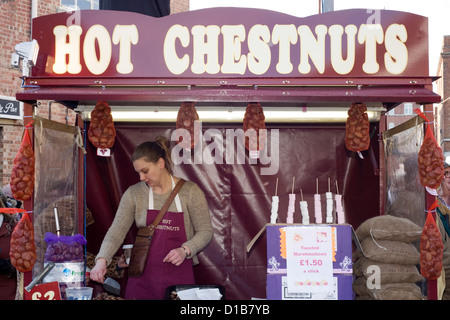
125, 181, 195, 299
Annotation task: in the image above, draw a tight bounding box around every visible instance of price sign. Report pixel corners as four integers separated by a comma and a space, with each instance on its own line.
299, 259, 323, 267
24, 281, 61, 300
285, 226, 333, 294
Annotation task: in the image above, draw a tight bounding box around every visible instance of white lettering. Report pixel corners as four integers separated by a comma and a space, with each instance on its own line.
191, 25, 220, 74
272, 24, 297, 74
83, 24, 112, 75
221, 25, 246, 74
358, 24, 384, 74
298, 24, 327, 74
329, 24, 357, 75
112, 24, 139, 74
53, 25, 82, 74
171, 123, 279, 175
180, 304, 215, 317
384, 23, 408, 75
52, 21, 410, 77
203, 128, 224, 164
247, 24, 271, 75
366, 264, 381, 289
163, 24, 190, 75
52, 24, 138, 75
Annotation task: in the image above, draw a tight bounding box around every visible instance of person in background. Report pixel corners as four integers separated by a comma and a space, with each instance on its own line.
90, 136, 213, 299
437, 162, 450, 299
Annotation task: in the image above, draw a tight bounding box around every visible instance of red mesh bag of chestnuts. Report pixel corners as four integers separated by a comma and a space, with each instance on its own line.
9, 210, 37, 273
415, 109, 444, 190
10, 122, 35, 201
243, 102, 266, 152
176, 101, 200, 150
345, 102, 370, 152
88, 101, 116, 150
420, 200, 443, 280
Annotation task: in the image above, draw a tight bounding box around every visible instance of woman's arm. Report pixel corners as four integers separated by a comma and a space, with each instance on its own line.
95, 187, 138, 266
182, 183, 213, 257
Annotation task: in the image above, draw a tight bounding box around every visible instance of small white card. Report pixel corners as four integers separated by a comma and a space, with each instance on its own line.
97, 148, 111, 157
249, 150, 260, 159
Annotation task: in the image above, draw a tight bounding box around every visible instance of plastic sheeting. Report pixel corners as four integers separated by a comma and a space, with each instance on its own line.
85, 122, 380, 299
383, 116, 426, 228
32, 117, 82, 277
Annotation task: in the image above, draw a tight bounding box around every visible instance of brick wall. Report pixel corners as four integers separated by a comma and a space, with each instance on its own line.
2, 125, 23, 185
385, 102, 420, 130
1, 0, 32, 187
171, 0, 189, 14
0, 0, 189, 187
1, 0, 31, 99
436, 36, 450, 158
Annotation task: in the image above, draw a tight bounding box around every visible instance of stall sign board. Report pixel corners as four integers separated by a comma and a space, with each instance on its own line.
30, 8, 430, 83
0, 96, 22, 120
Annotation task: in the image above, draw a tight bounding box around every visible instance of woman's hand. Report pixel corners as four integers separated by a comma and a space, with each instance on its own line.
90, 258, 107, 284
117, 254, 129, 268
163, 246, 190, 266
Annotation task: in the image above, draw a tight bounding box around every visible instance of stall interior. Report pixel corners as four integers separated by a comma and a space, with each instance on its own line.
83, 116, 380, 300
12, 7, 443, 300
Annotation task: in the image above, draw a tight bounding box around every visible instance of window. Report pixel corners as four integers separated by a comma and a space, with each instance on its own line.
404, 103, 413, 115
61, 0, 99, 10
388, 122, 395, 129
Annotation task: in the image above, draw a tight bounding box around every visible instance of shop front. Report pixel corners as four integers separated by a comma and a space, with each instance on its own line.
14, 7, 440, 300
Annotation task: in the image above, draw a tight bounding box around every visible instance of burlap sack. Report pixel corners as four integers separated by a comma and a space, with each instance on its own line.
353, 257, 424, 283
356, 215, 422, 243
353, 276, 425, 300
359, 238, 420, 265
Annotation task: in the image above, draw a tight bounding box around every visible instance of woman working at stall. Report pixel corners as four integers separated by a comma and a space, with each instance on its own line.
90, 137, 213, 299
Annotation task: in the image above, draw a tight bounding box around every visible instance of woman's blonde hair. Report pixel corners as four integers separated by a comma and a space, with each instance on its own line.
131, 136, 173, 173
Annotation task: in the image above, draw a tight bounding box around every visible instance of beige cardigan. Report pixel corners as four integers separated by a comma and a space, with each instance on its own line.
96, 179, 213, 266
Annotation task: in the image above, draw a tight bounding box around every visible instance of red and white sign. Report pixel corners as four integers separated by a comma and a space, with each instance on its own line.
31, 8, 429, 81
24, 281, 61, 300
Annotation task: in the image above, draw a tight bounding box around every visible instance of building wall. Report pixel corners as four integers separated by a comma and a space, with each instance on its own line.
0, 0, 60, 188
171, 0, 189, 13
0, 0, 189, 187
436, 35, 450, 160
385, 102, 421, 130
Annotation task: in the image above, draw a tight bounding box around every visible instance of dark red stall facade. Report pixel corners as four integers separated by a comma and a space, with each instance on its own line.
16, 8, 441, 300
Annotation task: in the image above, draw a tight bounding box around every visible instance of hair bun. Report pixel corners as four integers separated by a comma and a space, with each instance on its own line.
155, 136, 170, 149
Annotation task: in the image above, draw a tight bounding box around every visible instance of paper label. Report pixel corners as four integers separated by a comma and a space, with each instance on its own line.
285, 226, 333, 293
249, 150, 260, 159
97, 148, 111, 157
43, 262, 85, 283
